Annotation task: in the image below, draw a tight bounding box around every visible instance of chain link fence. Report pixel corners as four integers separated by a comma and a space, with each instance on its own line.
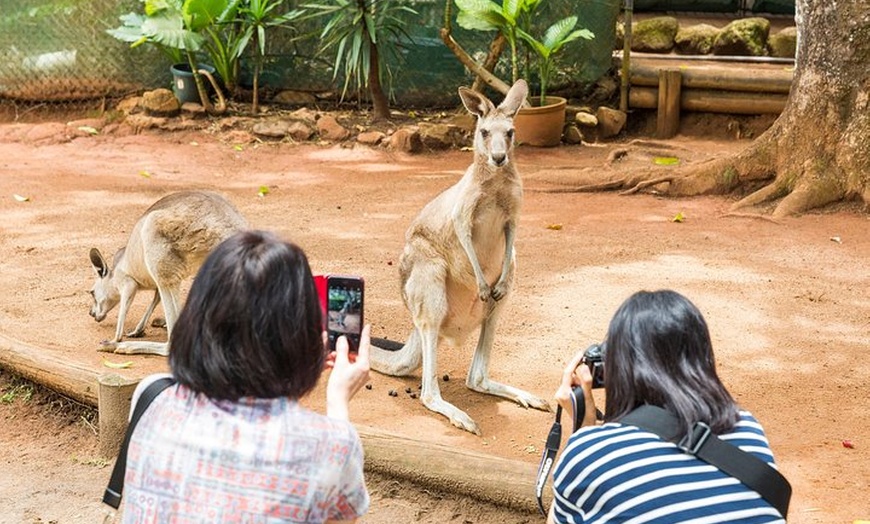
0, 0, 651, 117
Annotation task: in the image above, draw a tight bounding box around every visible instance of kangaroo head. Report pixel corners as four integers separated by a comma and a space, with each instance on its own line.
88, 247, 121, 322
458, 79, 528, 168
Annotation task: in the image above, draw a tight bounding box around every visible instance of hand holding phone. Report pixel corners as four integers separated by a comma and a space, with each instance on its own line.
316, 275, 364, 353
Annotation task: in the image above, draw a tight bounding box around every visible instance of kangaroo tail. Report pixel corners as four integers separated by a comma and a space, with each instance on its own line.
369, 329, 422, 376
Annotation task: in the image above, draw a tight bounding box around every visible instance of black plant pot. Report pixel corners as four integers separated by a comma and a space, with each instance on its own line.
170, 63, 216, 104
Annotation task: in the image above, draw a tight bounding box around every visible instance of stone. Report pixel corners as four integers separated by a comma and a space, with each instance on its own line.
316, 115, 350, 141
287, 121, 315, 142
389, 127, 423, 153
675, 24, 720, 55
632, 16, 679, 53
596, 107, 626, 139
446, 113, 476, 133
252, 120, 290, 138
141, 88, 180, 118
419, 122, 466, 150
272, 90, 317, 106
768, 26, 797, 58
289, 107, 318, 123
563, 125, 583, 145
575, 111, 598, 127
357, 130, 386, 146
712, 17, 771, 57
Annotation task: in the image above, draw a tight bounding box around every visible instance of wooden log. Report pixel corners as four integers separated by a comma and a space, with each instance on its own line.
630, 87, 788, 115
630, 62, 793, 94
657, 69, 682, 138
358, 425, 543, 514
0, 333, 100, 407
98, 373, 139, 458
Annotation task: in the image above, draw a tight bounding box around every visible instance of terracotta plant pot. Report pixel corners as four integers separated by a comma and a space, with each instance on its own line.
514, 96, 567, 147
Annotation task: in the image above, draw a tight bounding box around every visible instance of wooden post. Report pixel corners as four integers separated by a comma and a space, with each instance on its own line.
619, 0, 634, 113
657, 68, 682, 138
98, 373, 139, 458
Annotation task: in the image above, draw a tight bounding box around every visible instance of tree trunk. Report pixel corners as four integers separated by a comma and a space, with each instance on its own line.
369, 37, 391, 122
573, 1, 869, 217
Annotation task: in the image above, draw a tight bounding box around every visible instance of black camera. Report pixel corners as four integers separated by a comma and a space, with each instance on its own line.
581, 343, 606, 389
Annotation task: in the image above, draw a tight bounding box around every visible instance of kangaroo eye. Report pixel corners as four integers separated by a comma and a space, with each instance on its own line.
507, 129, 514, 139
480, 129, 490, 139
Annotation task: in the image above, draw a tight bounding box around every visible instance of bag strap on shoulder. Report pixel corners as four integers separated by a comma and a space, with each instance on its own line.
102, 376, 176, 509
621, 405, 791, 518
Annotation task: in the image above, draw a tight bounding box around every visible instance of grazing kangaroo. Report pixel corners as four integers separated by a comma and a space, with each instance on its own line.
370, 79, 550, 434
88, 191, 247, 356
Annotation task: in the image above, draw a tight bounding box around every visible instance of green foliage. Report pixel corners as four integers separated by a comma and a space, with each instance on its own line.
517, 15, 593, 104
303, 0, 416, 102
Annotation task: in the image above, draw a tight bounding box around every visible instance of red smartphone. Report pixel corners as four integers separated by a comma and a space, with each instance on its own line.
314, 274, 364, 353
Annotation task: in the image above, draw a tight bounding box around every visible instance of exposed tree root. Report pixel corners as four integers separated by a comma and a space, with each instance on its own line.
620, 176, 676, 195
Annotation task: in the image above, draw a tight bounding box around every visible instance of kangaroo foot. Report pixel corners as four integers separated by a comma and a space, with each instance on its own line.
468, 379, 552, 412
97, 340, 119, 353
423, 396, 481, 435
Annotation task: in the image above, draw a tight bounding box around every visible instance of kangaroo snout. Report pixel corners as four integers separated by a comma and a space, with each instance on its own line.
490, 152, 507, 166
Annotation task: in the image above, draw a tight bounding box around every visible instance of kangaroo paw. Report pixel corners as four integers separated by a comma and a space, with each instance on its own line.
424, 397, 481, 435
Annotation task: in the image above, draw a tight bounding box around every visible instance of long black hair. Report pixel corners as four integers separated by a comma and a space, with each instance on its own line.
603, 290, 740, 436
169, 230, 325, 400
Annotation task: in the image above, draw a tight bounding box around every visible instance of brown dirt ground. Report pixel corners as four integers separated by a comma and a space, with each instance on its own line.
0, 109, 868, 524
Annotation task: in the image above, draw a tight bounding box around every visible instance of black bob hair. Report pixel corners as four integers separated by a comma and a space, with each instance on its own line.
169, 230, 325, 400
603, 289, 740, 436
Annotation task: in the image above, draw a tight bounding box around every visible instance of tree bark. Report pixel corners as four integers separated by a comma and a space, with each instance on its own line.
369, 33, 391, 122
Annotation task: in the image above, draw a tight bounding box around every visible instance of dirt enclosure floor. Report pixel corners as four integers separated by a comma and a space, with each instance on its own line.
0, 113, 868, 523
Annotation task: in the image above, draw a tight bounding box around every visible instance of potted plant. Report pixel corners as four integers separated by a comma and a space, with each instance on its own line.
107, 0, 241, 113
451, 0, 594, 146
514, 15, 593, 146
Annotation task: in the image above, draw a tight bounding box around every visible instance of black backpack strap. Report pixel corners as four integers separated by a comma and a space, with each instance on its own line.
621, 405, 791, 519
102, 376, 176, 509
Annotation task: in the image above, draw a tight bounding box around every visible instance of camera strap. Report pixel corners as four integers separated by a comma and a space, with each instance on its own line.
621, 405, 791, 518
102, 376, 176, 509
535, 387, 586, 516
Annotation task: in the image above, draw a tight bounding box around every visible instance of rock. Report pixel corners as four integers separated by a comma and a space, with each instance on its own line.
563, 125, 583, 145
446, 113, 476, 133
224, 130, 256, 145
675, 24, 720, 55
272, 90, 317, 106
316, 115, 350, 141
596, 107, 626, 139
287, 121, 315, 142
115, 96, 142, 115
389, 127, 423, 153
574, 111, 598, 127
180, 102, 207, 116
357, 130, 386, 146
252, 120, 291, 138
768, 26, 797, 58
141, 88, 180, 118
712, 17, 770, 56
632, 16, 679, 53
289, 107, 318, 124
418, 122, 466, 150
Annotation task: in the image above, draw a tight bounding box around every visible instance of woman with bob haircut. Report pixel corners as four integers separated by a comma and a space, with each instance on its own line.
120, 230, 371, 523
549, 289, 785, 523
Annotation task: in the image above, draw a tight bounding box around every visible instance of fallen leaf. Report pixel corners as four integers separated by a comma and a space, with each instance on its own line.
654, 156, 680, 166
842, 439, 855, 449
77, 125, 99, 135
672, 212, 685, 223
830, 236, 842, 244
233, 145, 244, 151
139, 170, 152, 178
257, 185, 270, 197
102, 359, 133, 369
13, 194, 30, 202
189, 141, 199, 146
546, 224, 563, 230
408, 110, 418, 118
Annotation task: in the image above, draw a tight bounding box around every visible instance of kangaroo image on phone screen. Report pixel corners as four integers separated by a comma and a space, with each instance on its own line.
326, 276, 364, 352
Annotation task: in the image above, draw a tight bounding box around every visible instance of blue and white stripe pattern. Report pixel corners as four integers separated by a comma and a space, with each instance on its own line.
551, 411, 785, 523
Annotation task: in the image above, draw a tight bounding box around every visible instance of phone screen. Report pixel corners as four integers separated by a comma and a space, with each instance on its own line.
326, 276, 364, 352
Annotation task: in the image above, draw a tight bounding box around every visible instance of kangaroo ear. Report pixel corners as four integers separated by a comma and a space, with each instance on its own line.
89, 248, 109, 278
498, 79, 529, 117
458, 86, 495, 118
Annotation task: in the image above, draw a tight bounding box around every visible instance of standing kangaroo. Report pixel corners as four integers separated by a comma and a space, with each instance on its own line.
88, 191, 247, 356
370, 80, 550, 434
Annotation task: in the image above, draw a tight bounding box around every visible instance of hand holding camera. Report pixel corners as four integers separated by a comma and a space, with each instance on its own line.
554, 343, 605, 430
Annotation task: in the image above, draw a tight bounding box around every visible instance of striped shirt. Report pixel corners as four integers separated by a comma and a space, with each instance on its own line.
122, 374, 369, 523
551, 411, 784, 524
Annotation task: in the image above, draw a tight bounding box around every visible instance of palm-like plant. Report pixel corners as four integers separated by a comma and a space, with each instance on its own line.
304, 0, 416, 121
236, 0, 305, 113
518, 16, 593, 105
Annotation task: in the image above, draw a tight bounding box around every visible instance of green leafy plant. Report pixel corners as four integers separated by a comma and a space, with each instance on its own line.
236, 0, 305, 113
303, 0, 416, 121
517, 15, 593, 105
108, 0, 236, 112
